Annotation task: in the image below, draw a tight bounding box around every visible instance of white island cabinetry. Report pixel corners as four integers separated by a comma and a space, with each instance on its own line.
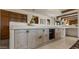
55, 28, 65, 40
27, 29, 39, 48
10, 22, 74, 49
10, 29, 49, 49
27, 29, 49, 48
14, 30, 28, 49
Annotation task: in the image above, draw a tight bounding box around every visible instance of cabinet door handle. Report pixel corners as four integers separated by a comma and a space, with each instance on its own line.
38, 36, 42, 39
43, 29, 45, 32
26, 30, 29, 33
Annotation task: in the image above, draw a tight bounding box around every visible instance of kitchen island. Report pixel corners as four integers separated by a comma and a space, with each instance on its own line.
9, 22, 79, 49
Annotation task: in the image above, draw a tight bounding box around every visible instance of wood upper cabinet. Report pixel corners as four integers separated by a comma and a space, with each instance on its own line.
64, 16, 78, 25
0, 9, 27, 40
9, 12, 27, 22
1, 10, 9, 16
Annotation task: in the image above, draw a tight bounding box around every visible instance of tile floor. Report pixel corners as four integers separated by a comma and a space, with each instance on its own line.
38, 36, 78, 49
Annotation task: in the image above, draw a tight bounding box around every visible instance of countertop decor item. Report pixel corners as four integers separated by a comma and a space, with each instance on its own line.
47, 19, 50, 25
30, 16, 39, 24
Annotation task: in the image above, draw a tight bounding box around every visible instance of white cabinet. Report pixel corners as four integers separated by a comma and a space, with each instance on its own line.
28, 29, 45, 48
35, 29, 49, 47
55, 29, 61, 40
27, 29, 39, 48
27, 29, 49, 48
14, 29, 38, 49
43, 29, 49, 43
36, 29, 44, 46
55, 28, 65, 40
14, 29, 49, 49
61, 28, 65, 39
14, 30, 28, 49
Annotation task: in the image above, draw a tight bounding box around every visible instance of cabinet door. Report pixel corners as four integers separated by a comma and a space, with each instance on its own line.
35, 29, 44, 46
28, 29, 39, 48
9, 12, 27, 22
43, 29, 49, 43
60, 28, 65, 39
14, 30, 28, 49
55, 29, 61, 40
28, 29, 44, 48
35, 29, 49, 47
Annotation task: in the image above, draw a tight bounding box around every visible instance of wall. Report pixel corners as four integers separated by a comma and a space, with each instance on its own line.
4, 9, 54, 25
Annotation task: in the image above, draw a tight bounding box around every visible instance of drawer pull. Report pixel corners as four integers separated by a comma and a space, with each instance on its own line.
43, 29, 45, 32
38, 36, 42, 39
26, 30, 29, 33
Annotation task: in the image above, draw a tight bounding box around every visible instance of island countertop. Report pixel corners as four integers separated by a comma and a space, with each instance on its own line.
10, 22, 79, 30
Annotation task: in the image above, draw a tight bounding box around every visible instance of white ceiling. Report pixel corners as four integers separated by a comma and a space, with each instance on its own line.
23, 9, 62, 17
